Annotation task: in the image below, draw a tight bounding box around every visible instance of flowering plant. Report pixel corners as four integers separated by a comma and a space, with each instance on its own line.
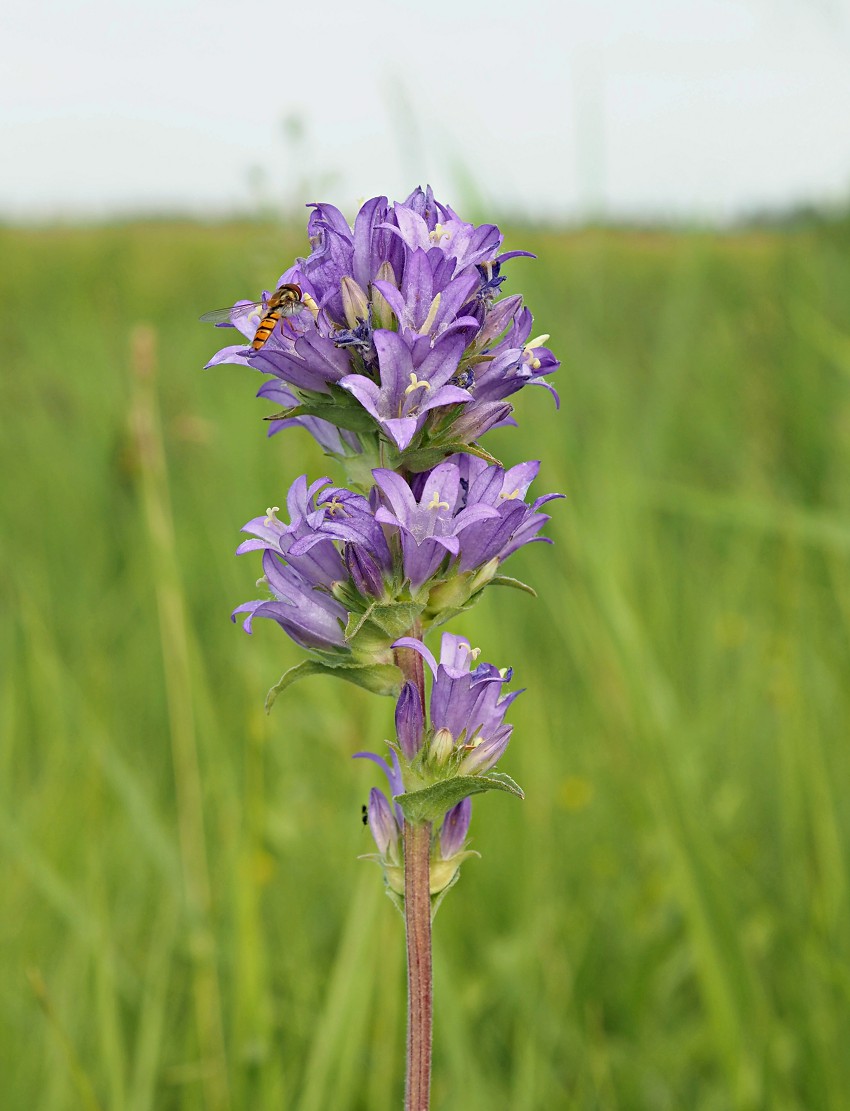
205, 186, 560, 1110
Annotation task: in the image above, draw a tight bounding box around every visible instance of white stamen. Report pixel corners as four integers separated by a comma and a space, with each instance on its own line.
264, 506, 280, 526
404, 372, 431, 397
301, 292, 320, 321
525, 333, 550, 351
427, 490, 450, 512
419, 292, 442, 335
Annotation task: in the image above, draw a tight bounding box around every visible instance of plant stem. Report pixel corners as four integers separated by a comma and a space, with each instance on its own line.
394, 622, 432, 1111
403, 818, 432, 1111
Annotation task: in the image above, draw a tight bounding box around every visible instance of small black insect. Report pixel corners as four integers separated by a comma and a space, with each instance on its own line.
361, 803, 369, 826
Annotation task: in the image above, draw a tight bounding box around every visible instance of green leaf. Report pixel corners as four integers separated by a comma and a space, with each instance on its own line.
394, 772, 524, 824
265, 660, 403, 711
343, 601, 423, 649
362, 601, 424, 639
264, 401, 378, 434
399, 441, 503, 472
489, 575, 538, 597
393, 446, 457, 473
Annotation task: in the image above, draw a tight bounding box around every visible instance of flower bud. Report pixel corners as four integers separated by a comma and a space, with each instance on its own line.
425, 572, 475, 616
395, 681, 425, 759
344, 542, 385, 599
457, 728, 511, 776
428, 857, 463, 895
429, 727, 454, 766
371, 261, 397, 329
340, 276, 370, 329
440, 798, 471, 858
367, 788, 400, 862
430, 799, 478, 894
449, 401, 512, 442
468, 556, 500, 593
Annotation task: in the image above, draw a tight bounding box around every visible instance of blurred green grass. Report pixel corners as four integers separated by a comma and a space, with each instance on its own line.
1, 217, 849, 1110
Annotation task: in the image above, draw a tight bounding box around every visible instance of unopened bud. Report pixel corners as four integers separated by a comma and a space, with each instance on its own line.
340, 276, 370, 329
440, 798, 471, 858
367, 788, 400, 862
371, 261, 397, 329
395, 681, 425, 760
450, 401, 512, 442
457, 728, 511, 776
344, 543, 385, 599
468, 556, 500, 593
429, 727, 454, 766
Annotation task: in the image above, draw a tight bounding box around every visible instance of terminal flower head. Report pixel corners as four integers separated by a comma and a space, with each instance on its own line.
204, 188, 560, 464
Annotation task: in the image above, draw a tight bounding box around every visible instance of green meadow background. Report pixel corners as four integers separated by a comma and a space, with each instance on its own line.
2, 217, 849, 1110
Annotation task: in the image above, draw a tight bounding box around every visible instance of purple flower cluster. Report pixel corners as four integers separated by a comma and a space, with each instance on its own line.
205, 187, 559, 465
394, 633, 521, 776
212, 188, 560, 904
356, 723, 478, 897
355, 632, 518, 895
232, 458, 560, 654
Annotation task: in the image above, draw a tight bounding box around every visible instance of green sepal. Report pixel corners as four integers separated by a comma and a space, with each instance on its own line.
440, 441, 503, 467
394, 771, 524, 824
426, 602, 478, 630
430, 870, 461, 919
489, 575, 538, 597
358, 856, 407, 918
265, 659, 403, 711
384, 886, 406, 919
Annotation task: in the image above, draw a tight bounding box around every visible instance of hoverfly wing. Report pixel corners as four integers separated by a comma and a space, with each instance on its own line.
199, 299, 265, 326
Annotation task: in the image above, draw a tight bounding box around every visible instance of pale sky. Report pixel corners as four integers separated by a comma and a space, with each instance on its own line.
2, 0, 850, 222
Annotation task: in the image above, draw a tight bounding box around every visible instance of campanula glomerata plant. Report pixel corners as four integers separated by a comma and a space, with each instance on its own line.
204, 186, 561, 1110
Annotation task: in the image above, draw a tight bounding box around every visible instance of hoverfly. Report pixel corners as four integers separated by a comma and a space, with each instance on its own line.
200, 283, 305, 351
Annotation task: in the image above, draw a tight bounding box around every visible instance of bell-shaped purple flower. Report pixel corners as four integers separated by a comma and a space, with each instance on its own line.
395, 681, 425, 759
231, 549, 348, 652
339, 329, 473, 452
372, 463, 500, 591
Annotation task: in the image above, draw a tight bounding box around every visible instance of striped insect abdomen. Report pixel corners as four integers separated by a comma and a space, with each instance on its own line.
251, 309, 282, 351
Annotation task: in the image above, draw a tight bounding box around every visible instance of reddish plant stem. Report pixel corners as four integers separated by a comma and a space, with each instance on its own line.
403, 819, 433, 1111
395, 636, 427, 711
394, 624, 432, 1111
